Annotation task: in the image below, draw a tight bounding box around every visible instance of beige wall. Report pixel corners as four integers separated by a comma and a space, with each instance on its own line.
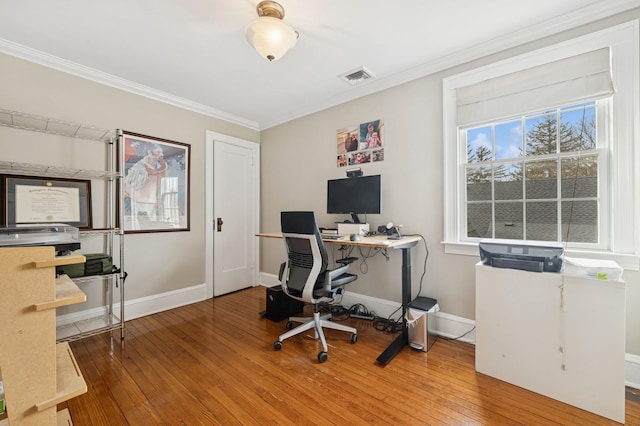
260, 10, 640, 355
1, 10, 637, 356
0, 52, 259, 303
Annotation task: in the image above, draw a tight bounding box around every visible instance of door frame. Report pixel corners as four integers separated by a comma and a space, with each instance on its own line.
205, 130, 260, 299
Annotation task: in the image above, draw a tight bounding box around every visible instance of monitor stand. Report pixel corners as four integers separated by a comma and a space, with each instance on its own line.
350, 213, 362, 224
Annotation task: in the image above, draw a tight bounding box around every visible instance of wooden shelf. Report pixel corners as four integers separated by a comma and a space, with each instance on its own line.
35, 342, 87, 412
34, 275, 86, 311
33, 254, 85, 269
56, 408, 73, 426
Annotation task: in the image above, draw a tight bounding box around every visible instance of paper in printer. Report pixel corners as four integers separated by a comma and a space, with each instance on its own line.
562, 256, 623, 281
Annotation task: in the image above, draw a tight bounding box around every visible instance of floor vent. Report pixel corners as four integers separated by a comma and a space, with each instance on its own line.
339, 66, 375, 86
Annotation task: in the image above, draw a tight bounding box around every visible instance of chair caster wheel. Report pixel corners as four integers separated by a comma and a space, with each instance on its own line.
273, 341, 282, 351
285, 321, 293, 330
318, 351, 328, 363
350, 333, 358, 344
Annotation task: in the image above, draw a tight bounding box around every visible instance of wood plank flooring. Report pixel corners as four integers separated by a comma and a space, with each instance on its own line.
61, 286, 640, 425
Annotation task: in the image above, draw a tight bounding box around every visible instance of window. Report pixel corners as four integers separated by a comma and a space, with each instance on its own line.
464, 101, 606, 247
443, 21, 639, 270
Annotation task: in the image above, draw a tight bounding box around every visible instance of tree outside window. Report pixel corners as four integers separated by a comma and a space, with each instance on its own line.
465, 102, 599, 244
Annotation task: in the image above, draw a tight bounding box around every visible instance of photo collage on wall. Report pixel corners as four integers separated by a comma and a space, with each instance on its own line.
336, 119, 384, 167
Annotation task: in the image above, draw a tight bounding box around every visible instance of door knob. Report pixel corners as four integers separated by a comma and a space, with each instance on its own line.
217, 217, 223, 232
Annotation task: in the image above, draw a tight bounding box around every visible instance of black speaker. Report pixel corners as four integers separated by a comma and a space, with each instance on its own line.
265, 285, 304, 322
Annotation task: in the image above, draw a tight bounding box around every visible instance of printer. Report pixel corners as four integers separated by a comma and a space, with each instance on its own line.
479, 239, 563, 273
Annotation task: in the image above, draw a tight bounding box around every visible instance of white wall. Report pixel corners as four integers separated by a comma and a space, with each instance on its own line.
0, 52, 260, 305
259, 11, 640, 357
0, 8, 637, 360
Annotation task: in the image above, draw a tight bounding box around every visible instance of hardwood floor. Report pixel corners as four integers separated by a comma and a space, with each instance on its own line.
61, 286, 640, 425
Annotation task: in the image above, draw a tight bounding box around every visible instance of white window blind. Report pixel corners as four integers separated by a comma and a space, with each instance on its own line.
456, 47, 614, 126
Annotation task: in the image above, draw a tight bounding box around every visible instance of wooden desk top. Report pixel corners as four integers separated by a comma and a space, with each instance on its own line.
256, 232, 421, 249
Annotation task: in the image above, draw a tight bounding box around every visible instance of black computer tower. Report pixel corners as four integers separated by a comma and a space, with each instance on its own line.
265, 285, 304, 322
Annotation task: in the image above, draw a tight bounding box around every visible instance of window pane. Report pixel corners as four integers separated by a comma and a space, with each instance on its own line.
526, 201, 557, 241
458, 99, 605, 246
467, 203, 492, 238
495, 202, 523, 239
495, 163, 522, 200
560, 104, 596, 152
467, 126, 492, 163
561, 200, 598, 243
526, 112, 557, 156
561, 156, 598, 198
466, 166, 491, 201
525, 160, 558, 199
495, 120, 522, 160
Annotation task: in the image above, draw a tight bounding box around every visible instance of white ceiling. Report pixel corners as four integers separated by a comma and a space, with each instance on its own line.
0, 1, 637, 130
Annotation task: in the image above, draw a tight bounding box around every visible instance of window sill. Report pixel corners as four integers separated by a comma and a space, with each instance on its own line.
443, 241, 640, 271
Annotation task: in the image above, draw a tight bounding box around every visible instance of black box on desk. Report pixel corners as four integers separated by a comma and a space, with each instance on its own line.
265, 285, 304, 322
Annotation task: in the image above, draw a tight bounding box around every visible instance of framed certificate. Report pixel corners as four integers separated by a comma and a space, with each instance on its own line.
2, 175, 92, 229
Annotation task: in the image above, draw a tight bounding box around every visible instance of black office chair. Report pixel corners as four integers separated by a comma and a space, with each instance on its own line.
273, 211, 358, 363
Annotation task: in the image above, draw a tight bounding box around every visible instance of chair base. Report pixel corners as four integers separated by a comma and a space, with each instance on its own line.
274, 311, 357, 362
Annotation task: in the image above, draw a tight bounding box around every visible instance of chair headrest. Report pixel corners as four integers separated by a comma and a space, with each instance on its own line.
281, 211, 319, 235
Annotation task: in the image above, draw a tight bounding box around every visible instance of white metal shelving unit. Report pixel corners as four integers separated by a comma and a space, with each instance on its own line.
0, 108, 126, 342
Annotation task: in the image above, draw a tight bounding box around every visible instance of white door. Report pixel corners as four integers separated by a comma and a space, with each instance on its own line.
205, 131, 260, 298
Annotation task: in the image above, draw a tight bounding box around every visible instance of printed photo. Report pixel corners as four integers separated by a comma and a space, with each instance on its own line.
336, 126, 359, 154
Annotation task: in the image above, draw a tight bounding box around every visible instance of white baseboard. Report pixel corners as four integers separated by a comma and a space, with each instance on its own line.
259, 272, 639, 388
56, 283, 207, 326
626, 353, 640, 390
259, 273, 281, 288
260, 272, 475, 342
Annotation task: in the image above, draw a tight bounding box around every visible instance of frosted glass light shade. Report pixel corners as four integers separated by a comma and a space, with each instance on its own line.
246, 16, 297, 61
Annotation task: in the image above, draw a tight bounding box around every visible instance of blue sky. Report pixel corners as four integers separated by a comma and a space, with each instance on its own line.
467, 102, 595, 163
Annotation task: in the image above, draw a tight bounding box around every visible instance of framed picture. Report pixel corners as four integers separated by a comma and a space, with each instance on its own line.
336, 119, 384, 167
2, 175, 92, 229
120, 131, 190, 233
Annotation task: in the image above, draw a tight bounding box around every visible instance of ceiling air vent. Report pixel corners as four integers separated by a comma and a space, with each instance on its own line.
339, 66, 375, 86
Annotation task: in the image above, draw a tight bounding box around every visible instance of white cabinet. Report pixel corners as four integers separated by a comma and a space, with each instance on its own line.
475, 263, 625, 423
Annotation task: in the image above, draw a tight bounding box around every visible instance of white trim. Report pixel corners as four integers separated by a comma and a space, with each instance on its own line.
443, 21, 640, 267
56, 283, 207, 325
261, 271, 476, 341
434, 312, 476, 344
205, 131, 260, 299
0, 38, 259, 131
259, 272, 281, 288
261, 1, 640, 129
627, 353, 640, 390
441, 242, 640, 271
1, 1, 638, 130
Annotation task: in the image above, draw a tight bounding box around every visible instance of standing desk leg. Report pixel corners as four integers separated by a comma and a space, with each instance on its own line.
376, 246, 412, 365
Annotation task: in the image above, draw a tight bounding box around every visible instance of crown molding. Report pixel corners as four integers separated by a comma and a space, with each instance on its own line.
0, 38, 260, 131
0, 0, 637, 131
260, 0, 640, 129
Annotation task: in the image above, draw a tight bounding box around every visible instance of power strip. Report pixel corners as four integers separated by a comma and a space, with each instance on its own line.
350, 313, 374, 320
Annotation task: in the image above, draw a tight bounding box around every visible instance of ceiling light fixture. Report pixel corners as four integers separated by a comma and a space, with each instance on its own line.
246, 1, 298, 62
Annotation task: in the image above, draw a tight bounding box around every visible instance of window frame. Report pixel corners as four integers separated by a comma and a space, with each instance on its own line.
459, 101, 609, 250
443, 21, 639, 270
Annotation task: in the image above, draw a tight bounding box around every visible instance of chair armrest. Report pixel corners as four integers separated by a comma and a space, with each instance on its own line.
323, 263, 351, 290
278, 262, 286, 281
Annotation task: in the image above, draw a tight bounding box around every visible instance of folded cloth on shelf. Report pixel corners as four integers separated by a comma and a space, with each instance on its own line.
56, 253, 114, 277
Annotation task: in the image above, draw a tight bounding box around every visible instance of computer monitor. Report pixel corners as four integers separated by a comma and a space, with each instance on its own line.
327, 174, 381, 223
